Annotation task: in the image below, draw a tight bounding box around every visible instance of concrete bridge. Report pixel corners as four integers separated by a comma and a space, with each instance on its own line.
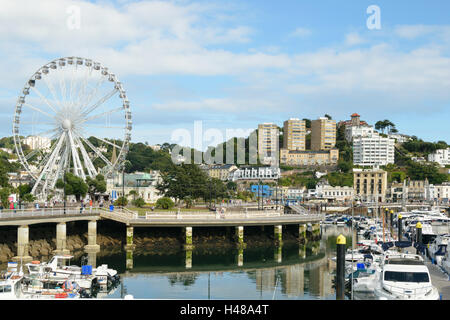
0, 207, 324, 262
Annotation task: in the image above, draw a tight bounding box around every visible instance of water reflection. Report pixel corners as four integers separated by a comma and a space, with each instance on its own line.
98, 225, 353, 299
0, 225, 354, 300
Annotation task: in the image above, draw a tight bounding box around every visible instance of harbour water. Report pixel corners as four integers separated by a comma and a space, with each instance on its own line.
95, 225, 353, 299
0, 225, 354, 300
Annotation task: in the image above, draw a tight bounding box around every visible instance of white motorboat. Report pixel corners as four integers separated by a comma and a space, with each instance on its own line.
373, 253, 440, 300
25, 260, 94, 289
427, 234, 449, 266
0, 270, 23, 299
26, 255, 120, 289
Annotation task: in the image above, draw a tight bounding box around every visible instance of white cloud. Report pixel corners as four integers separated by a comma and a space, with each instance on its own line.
289, 27, 312, 38
345, 32, 365, 46
394, 25, 450, 40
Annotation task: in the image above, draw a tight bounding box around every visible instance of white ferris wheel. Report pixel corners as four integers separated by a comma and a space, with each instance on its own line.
12, 57, 132, 199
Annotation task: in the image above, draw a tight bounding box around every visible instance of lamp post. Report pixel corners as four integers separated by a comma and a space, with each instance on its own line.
63, 169, 66, 215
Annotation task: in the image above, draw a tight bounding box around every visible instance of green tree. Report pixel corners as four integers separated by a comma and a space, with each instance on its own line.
55, 172, 88, 201
114, 196, 128, 207
22, 193, 36, 204
85, 174, 106, 200
128, 190, 138, 201
156, 197, 175, 209
0, 187, 12, 208
132, 197, 146, 208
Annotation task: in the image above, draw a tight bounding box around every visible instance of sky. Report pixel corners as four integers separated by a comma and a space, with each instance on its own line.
1, 0, 449, 151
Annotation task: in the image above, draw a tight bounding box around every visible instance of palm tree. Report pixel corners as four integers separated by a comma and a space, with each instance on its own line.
128, 190, 138, 202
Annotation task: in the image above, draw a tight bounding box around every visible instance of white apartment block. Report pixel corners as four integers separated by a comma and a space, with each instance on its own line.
353, 133, 395, 166
229, 166, 281, 181
345, 125, 375, 142
315, 181, 354, 202
428, 148, 450, 167
23, 135, 51, 151
258, 123, 279, 166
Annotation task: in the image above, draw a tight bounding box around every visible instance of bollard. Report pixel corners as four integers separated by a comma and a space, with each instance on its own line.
416, 222, 422, 246
336, 234, 346, 300
390, 210, 394, 232
398, 214, 403, 241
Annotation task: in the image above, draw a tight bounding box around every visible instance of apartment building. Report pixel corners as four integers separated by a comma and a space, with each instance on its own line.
428, 148, 450, 167
353, 167, 388, 202
283, 118, 306, 151
353, 132, 395, 166
258, 123, 279, 166
311, 117, 336, 151
315, 180, 354, 202
205, 164, 238, 181
279, 148, 339, 166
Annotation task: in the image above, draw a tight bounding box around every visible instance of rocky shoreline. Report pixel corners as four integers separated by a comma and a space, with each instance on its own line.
0, 221, 320, 262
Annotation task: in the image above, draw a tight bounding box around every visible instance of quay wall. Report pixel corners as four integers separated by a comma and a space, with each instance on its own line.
0, 220, 319, 262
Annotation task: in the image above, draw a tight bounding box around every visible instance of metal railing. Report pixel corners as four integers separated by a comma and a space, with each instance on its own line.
0, 207, 101, 220
139, 211, 324, 221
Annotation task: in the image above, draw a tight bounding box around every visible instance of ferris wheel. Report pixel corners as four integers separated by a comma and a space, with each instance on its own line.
12, 57, 132, 199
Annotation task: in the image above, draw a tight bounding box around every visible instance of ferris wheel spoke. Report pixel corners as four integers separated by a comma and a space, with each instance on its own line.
84, 124, 125, 129
93, 136, 122, 150
24, 148, 43, 161
74, 135, 97, 178
81, 74, 108, 109
30, 86, 59, 115
78, 135, 113, 168
82, 106, 124, 123
28, 127, 60, 139
81, 88, 118, 117
31, 133, 66, 195
22, 103, 55, 119
42, 74, 64, 111
76, 65, 92, 110
67, 130, 86, 179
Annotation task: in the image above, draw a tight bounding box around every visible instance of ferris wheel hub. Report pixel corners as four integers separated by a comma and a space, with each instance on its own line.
61, 119, 72, 130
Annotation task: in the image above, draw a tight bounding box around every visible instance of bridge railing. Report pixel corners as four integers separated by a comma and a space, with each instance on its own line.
0, 207, 101, 220
137, 210, 324, 221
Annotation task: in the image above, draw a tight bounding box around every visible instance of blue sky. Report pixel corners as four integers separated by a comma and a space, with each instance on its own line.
0, 0, 449, 150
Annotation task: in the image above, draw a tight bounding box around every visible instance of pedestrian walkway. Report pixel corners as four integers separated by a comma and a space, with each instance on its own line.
401, 246, 450, 300
425, 260, 450, 300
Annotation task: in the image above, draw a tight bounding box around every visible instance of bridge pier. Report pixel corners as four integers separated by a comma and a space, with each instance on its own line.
185, 249, 192, 269
274, 225, 283, 246
184, 227, 194, 250
124, 226, 136, 250
54, 222, 70, 255
126, 249, 134, 270
299, 224, 307, 243
236, 247, 244, 267
84, 220, 100, 251
13, 225, 32, 262
235, 226, 246, 249
274, 245, 282, 263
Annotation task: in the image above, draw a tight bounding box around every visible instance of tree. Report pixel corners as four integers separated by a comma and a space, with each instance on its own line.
55, 172, 88, 201
85, 174, 106, 200
156, 163, 217, 202
132, 197, 145, 208
114, 196, 128, 207
406, 161, 448, 184
22, 193, 36, 204
128, 190, 138, 201
156, 197, 175, 209
0, 187, 11, 208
